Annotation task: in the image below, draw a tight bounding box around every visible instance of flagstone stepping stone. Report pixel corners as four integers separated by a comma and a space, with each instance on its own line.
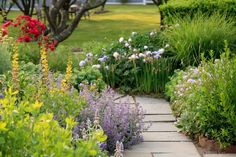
144, 115, 176, 122
146, 122, 178, 132
143, 132, 191, 142
152, 153, 201, 157
138, 102, 172, 114
124, 152, 152, 157
123, 96, 202, 157
125, 142, 199, 154
204, 154, 236, 157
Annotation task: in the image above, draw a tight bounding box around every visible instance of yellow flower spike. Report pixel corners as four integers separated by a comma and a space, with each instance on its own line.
40, 47, 49, 85
0, 122, 8, 132
11, 43, 20, 90
61, 56, 73, 91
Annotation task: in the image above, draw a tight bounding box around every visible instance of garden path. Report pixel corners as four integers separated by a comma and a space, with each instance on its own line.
120, 96, 201, 157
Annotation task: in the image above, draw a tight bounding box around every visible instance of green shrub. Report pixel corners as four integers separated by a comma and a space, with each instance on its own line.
4, 61, 85, 127
168, 47, 236, 148
163, 13, 236, 66
82, 41, 109, 56
18, 42, 41, 64
0, 44, 11, 74
48, 45, 83, 72
160, 0, 236, 25
72, 66, 106, 93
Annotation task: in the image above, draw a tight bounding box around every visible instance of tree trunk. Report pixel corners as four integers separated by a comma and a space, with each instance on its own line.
43, 0, 107, 45
12, 0, 36, 16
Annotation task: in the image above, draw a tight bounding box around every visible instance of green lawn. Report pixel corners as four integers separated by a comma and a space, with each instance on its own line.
5, 5, 160, 48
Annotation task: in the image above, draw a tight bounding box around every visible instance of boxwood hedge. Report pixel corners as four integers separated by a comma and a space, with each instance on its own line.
159, 0, 236, 25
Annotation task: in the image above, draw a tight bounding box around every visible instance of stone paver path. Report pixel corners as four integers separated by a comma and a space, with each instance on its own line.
204, 155, 236, 157
123, 96, 201, 157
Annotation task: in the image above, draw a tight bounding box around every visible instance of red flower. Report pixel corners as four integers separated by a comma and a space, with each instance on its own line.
53, 40, 58, 45
2, 28, 8, 36
2, 21, 12, 28
23, 35, 31, 42
1, 15, 57, 51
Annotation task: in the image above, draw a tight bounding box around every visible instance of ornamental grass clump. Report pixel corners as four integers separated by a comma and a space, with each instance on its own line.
74, 87, 147, 153
163, 13, 236, 67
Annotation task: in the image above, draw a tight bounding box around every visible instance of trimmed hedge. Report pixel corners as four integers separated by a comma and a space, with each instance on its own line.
159, 0, 236, 25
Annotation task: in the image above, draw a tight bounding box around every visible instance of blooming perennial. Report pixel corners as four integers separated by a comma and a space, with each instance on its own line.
40, 47, 49, 85
2, 15, 57, 51
11, 43, 19, 89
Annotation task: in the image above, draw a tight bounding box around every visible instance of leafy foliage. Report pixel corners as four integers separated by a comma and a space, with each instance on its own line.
72, 66, 106, 93
48, 45, 83, 72
160, 0, 236, 25
0, 88, 107, 157
82, 31, 175, 94
0, 44, 11, 74
167, 47, 236, 148
163, 13, 236, 66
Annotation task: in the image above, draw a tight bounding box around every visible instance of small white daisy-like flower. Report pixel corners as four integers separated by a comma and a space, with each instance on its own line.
158, 48, 165, 54
113, 52, 120, 59
125, 42, 129, 48
133, 48, 138, 52
139, 53, 146, 58
119, 37, 124, 43
128, 54, 139, 60
165, 44, 170, 48
92, 64, 101, 69
132, 32, 137, 36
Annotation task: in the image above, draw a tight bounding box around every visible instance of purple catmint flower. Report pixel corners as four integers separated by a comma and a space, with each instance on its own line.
74, 87, 147, 153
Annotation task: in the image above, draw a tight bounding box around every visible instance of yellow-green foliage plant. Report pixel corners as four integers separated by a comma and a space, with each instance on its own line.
0, 43, 108, 156
0, 88, 107, 157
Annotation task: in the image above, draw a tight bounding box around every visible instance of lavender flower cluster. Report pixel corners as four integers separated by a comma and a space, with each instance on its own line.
73, 87, 146, 153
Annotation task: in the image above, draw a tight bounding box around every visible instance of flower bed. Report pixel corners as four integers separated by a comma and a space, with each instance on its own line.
0, 27, 146, 155
166, 46, 236, 149
79, 31, 175, 94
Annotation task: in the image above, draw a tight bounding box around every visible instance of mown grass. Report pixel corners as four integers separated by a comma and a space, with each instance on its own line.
4, 5, 160, 47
